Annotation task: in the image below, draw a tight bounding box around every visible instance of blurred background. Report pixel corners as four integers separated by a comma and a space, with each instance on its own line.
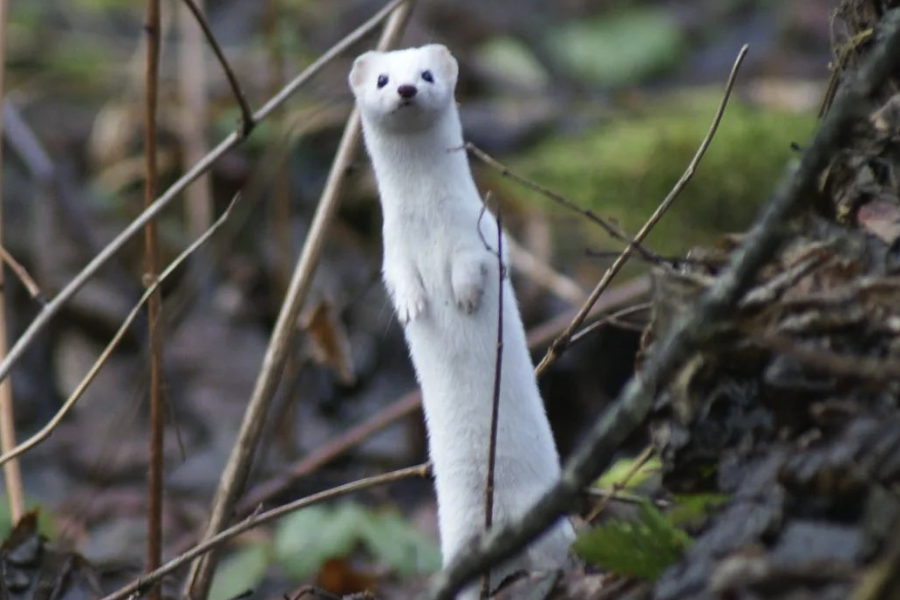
0, 0, 832, 598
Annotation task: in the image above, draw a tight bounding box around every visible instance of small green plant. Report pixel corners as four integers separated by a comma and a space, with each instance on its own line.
209, 501, 441, 600
574, 500, 691, 581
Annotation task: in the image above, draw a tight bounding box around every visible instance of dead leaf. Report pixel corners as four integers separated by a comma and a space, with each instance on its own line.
300, 299, 356, 386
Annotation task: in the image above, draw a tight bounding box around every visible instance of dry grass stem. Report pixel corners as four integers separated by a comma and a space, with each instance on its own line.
0, 195, 240, 469
534, 44, 749, 377
0, 245, 45, 305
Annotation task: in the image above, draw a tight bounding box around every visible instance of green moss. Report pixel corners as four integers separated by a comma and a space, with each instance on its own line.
499, 91, 816, 258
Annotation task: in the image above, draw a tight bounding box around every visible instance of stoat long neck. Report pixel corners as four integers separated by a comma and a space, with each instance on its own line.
364, 107, 479, 220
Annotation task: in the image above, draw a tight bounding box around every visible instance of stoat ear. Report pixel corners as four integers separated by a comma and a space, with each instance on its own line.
349, 51, 378, 92
423, 44, 458, 84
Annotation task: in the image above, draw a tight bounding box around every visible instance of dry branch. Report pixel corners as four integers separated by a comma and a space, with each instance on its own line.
182, 3, 417, 598
424, 11, 900, 597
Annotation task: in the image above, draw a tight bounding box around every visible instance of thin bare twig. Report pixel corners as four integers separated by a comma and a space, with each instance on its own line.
183, 4, 418, 598
0, 0, 24, 526
99, 463, 431, 600
0, 195, 240, 469
142, 1, 165, 595
585, 487, 669, 509
534, 44, 749, 377
464, 143, 663, 267
0, 245, 45, 305
585, 446, 655, 523
178, 0, 254, 136
0, 0, 409, 390
426, 10, 900, 595
525, 276, 651, 350
481, 204, 504, 599
568, 302, 652, 346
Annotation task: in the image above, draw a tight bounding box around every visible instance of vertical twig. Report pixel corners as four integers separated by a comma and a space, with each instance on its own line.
177, 0, 212, 238
534, 44, 749, 377
182, 3, 417, 599
142, 1, 165, 599
481, 204, 504, 600
0, 0, 25, 525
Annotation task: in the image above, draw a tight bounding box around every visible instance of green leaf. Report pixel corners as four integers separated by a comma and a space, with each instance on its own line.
546, 8, 686, 86
594, 456, 661, 491
209, 545, 270, 600
360, 510, 442, 577
274, 502, 368, 581
574, 500, 691, 580
668, 493, 729, 527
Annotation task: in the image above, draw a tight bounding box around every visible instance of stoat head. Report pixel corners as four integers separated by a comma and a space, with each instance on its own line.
349, 44, 459, 133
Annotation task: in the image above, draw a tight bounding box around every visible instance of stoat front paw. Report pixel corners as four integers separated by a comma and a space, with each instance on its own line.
452, 259, 488, 314
394, 287, 426, 325
385, 272, 427, 325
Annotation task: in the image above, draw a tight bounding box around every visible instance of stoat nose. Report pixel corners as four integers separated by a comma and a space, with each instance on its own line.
397, 84, 418, 99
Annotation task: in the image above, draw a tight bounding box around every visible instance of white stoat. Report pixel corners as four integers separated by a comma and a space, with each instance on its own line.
349, 44, 574, 590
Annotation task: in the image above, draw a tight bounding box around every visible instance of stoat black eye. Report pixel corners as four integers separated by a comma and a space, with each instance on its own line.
377, 74, 389, 88
421, 70, 434, 83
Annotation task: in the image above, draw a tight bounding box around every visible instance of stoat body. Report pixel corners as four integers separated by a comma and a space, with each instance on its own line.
349, 45, 573, 591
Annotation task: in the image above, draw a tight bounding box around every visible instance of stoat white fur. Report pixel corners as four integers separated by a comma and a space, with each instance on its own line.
349, 44, 574, 592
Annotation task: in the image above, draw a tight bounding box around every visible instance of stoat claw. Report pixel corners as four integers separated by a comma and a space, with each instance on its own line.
395, 291, 426, 325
